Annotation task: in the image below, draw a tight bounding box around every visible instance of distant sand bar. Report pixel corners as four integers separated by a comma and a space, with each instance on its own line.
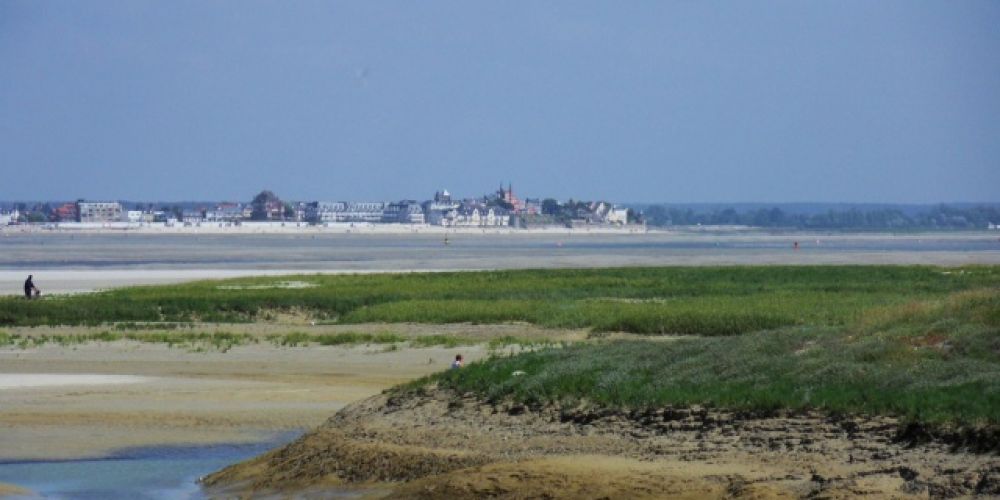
0, 373, 150, 390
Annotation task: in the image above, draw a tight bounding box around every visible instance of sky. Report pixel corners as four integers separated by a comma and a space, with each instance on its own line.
1, 1, 998, 204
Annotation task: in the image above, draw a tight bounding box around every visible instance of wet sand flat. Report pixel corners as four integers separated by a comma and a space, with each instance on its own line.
1, 231, 998, 295
0, 341, 489, 462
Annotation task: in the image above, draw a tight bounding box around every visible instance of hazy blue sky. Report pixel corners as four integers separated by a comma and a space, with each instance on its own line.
2, 1, 998, 203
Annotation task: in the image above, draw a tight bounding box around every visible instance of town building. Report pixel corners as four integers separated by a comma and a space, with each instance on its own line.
382, 201, 425, 224
181, 209, 205, 225
455, 204, 510, 227
125, 210, 145, 223
522, 198, 542, 216
205, 203, 246, 223
306, 201, 388, 223
423, 190, 460, 225
151, 211, 175, 224
53, 202, 79, 222
497, 183, 525, 213
606, 205, 629, 225
77, 201, 123, 223
252, 197, 285, 220
434, 201, 510, 227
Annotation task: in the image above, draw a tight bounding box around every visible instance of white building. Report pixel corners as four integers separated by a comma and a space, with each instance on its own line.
442, 205, 510, 227
181, 209, 205, 225
606, 206, 629, 225
423, 190, 461, 225
306, 201, 387, 223
77, 201, 123, 223
382, 201, 425, 224
205, 204, 246, 223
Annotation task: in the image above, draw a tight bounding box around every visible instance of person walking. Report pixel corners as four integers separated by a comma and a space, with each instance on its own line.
24, 275, 39, 299
450, 354, 463, 369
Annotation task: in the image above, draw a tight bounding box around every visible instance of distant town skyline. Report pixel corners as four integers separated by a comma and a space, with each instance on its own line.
3, 187, 997, 231
2, 1, 998, 203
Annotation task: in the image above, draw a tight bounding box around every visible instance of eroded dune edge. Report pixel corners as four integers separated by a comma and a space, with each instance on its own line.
203, 386, 1000, 499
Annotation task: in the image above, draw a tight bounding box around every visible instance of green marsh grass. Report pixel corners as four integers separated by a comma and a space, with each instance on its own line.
431, 288, 1000, 426
2, 266, 996, 336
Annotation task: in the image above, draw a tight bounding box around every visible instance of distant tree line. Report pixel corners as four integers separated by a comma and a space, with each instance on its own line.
640, 205, 1000, 230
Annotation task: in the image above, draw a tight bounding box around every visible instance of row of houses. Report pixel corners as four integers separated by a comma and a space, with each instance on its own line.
304, 201, 424, 224
3, 187, 633, 228
302, 200, 513, 227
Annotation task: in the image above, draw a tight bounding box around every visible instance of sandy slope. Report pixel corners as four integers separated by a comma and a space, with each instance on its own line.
205, 388, 1000, 499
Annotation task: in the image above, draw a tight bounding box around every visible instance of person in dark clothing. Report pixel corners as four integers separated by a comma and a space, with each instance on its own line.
24, 275, 38, 299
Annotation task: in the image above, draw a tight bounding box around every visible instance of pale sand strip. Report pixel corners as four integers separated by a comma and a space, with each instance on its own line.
0, 373, 150, 390
0, 269, 466, 296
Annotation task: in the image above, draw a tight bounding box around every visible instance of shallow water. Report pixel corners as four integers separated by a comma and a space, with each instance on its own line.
0, 436, 298, 499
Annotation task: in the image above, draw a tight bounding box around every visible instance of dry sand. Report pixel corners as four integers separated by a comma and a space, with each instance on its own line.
0, 269, 334, 295
0, 373, 149, 389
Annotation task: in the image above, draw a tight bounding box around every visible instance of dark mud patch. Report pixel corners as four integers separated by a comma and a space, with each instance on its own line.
894, 421, 1000, 454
